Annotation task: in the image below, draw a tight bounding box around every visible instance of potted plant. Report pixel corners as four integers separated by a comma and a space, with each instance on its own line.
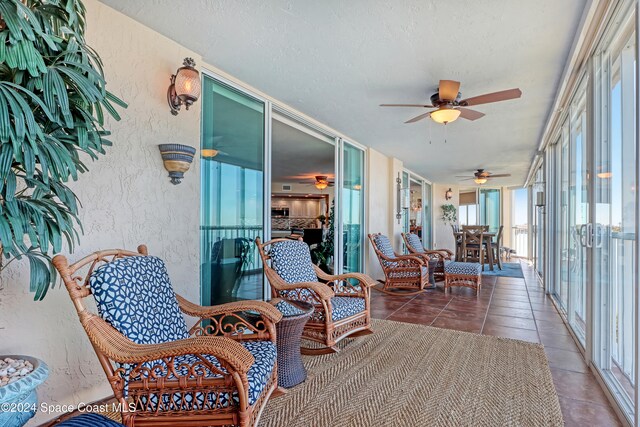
441, 204, 457, 225
0, 1, 125, 425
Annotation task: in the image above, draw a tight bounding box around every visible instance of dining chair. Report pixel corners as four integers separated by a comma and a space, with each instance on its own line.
461, 228, 486, 271
490, 225, 504, 270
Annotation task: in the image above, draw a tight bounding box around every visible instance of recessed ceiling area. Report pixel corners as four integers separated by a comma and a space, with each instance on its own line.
99, 0, 588, 186
272, 116, 334, 183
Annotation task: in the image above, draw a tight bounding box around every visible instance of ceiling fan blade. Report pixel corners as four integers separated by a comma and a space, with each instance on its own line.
459, 178, 475, 181
458, 107, 485, 121
439, 80, 460, 101
404, 111, 432, 124
380, 103, 433, 107
487, 174, 511, 178
461, 88, 522, 106
455, 175, 474, 178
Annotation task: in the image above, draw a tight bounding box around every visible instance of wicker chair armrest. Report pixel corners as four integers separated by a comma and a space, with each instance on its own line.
278, 281, 335, 301
79, 312, 254, 374
176, 295, 282, 323
431, 249, 454, 259
314, 267, 374, 297
393, 254, 425, 265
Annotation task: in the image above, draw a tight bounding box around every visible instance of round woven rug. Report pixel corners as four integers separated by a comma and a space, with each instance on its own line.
260, 318, 563, 427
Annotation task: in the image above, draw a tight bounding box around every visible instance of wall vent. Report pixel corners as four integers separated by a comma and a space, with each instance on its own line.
282, 184, 292, 192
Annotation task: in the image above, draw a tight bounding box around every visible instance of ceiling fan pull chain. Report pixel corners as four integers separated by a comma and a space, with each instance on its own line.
428, 120, 432, 144
444, 123, 448, 143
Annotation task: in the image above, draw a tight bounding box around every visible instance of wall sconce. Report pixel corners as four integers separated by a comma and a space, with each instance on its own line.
158, 144, 196, 185
168, 58, 201, 116
445, 188, 453, 200
396, 173, 403, 224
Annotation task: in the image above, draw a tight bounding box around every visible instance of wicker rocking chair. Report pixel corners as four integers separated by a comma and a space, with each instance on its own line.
368, 233, 429, 295
401, 232, 454, 281
256, 238, 374, 355
52, 246, 282, 427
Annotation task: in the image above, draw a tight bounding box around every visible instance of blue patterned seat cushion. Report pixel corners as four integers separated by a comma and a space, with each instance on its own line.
373, 235, 398, 268
56, 414, 125, 427
273, 300, 310, 317
138, 341, 276, 409
330, 297, 365, 321
405, 233, 425, 253
89, 256, 189, 344
444, 261, 482, 276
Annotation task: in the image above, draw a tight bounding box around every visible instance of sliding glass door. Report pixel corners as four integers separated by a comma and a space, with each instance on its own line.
479, 188, 501, 233
342, 142, 365, 273
200, 75, 265, 305
592, 27, 637, 418
567, 88, 589, 345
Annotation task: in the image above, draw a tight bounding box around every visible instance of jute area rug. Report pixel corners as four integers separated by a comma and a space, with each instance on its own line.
260, 319, 563, 427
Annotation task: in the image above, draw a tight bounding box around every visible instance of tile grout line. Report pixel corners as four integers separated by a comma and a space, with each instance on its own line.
520, 259, 543, 344
479, 276, 497, 333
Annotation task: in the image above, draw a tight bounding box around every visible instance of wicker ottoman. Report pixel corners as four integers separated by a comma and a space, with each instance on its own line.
444, 261, 482, 295
272, 299, 314, 388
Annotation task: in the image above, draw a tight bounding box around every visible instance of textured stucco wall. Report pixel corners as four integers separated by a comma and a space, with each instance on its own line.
433, 184, 460, 253
0, 1, 202, 424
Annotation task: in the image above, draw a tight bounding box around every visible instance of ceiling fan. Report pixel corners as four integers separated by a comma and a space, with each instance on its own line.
380, 80, 522, 125
456, 169, 511, 185
298, 175, 335, 190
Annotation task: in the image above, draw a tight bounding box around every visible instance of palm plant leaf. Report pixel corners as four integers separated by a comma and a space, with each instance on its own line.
0, 0, 127, 300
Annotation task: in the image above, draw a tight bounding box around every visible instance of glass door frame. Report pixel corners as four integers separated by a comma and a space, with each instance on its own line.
590, 6, 638, 421
201, 68, 370, 301
400, 169, 434, 249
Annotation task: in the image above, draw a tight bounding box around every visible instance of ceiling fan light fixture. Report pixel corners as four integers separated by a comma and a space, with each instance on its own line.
474, 177, 488, 185
430, 108, 461, 124
315, 181, 329, 190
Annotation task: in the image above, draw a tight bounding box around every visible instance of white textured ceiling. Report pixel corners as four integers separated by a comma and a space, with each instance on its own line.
99, 0, 587, 186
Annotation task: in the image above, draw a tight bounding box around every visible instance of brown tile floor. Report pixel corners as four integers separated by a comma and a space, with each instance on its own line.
370, 260, 622, 427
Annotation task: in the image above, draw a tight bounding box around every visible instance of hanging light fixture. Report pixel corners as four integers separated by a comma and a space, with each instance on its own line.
168, 58, 201, 116
430, 107, 461, 124
314, 180, 329, 190
474, 177, 488, 185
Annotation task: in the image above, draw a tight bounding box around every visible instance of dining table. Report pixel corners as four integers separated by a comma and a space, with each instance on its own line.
453, 231, 497, 271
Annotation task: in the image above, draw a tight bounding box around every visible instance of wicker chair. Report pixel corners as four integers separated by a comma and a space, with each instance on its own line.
52, 246, 282, 427
256, 238, 374, 355
401, 232, 454, 281
368, 233, 428, 295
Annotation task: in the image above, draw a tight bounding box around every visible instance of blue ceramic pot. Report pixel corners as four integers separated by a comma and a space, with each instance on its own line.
0, 356, 49, 427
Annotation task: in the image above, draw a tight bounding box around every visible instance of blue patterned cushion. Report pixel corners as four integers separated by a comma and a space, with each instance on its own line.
139, 341, 276, 409
269, 240, 317, 283
56, 414, 124, 427
405, 233, 425, 253
330, 297, 365, 321
89, 256, 189, 344
373, 235, 397, 268
444, 261, 482, 276
274, 300, 309, 317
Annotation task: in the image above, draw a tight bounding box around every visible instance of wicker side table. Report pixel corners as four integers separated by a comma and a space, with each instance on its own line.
271, 299, 314, 388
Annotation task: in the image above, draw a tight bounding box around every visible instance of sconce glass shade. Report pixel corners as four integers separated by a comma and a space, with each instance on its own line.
430, 107, 461, 124
474, 177, 488, 184
315, 181, 329, 190
175, 66, 201, 102
168, 58, 201, 115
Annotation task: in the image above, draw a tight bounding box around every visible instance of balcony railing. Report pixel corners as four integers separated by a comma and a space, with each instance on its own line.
511, 225, 529, 258
608, 230, 636, 388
